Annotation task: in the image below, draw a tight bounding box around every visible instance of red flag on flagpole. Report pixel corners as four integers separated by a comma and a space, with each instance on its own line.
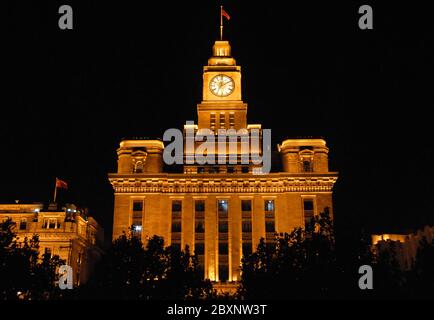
56, 178, 68, 190
222, 8, 230, 20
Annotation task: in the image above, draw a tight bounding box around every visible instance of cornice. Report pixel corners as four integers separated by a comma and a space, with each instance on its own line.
108, 173, 338, 193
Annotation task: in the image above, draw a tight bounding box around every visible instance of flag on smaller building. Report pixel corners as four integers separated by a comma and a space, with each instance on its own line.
53, 177, 68, 203
56, 178, 68, 189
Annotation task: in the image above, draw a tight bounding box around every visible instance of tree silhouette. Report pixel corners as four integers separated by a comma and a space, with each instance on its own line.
0, 218, 65, 300
83, 233, 214, 299
239, 208, 349, 299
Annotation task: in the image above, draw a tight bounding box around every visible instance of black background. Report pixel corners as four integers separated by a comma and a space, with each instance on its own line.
3, 1, 434, 240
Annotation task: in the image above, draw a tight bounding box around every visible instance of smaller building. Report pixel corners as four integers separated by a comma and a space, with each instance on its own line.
0, 202, 104, 286
372, 225, 434, 270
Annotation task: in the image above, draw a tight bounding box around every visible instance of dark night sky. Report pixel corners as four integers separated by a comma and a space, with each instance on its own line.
3, 1, 434, 239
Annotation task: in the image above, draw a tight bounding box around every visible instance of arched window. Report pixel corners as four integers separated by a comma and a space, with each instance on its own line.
134, 161, 144, 173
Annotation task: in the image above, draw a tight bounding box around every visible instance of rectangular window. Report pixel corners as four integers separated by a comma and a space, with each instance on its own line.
133, 201, 143, 212
219, 243, 228, 255
44, 248, 52, 257
49, 219, 57, 229
19, 219, 27, 230
132, 200, 143, 238
209, 166, 219, 173
195, 200, 205, 212
195, 221, 205, 233
266, 221, 275, 233
218, 200, 228, 213
219, 113, 225, 129
133, 225, 142, 233
241, 200, 252, 212
132, 210, 142, 221
210, 113, 216, 131
195, 243, 204, 255
218, 221, 228, 233
171, 222, 182, 233
242, 243, 252, 256
303, 199, 315, 231
242, 221, 252, 233
219, 264, 229, 282
303, 199, 314, 211
265, 200, 276, 241
229, 113, 235, 128
172, 200, 182, 212
264, 200, 274, 212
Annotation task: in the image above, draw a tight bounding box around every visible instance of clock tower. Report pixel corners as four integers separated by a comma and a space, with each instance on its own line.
197, 40, 248, 131
109, 18, 338, 288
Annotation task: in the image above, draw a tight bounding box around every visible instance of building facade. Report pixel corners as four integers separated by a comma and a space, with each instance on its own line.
109, 40, 338, 282
0, 203, 104, 286
372, 225, 434, 271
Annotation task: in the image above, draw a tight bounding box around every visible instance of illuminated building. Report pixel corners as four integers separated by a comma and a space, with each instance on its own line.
0, 202, 104, 286
109, 39, 338, 284
372, 225, 434, 270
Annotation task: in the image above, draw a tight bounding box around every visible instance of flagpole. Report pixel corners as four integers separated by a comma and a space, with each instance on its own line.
220, 6, 223, 40
53, 178, 58, 203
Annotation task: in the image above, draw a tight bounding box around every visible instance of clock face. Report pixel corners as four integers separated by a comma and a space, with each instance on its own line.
209, 74, 235, 97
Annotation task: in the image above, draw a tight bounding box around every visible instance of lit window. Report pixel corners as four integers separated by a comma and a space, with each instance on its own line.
218, 200, 228, 213
264, 200, 274, 212
219, 113, 226, 129
210, 113, 216, 131
132, 200, 143, 238
229, 113, 235, 128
